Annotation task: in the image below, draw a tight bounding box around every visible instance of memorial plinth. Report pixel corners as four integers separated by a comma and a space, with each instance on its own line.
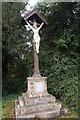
27, 77, 47, 98
15, 76, 63, 118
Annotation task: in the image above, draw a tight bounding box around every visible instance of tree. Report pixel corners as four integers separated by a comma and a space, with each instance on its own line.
35, 2, 79, 113
2, 2, 32, 94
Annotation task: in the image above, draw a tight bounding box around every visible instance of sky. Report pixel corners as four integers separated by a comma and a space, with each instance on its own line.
27, 0, 38, 10
21, 0, 38, 16
29, 0, 38, 6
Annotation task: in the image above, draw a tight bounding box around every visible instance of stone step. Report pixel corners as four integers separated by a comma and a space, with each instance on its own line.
20, 102, 61, 115
17, 109, 60, 118
22, 93, 56, 106
19, 96, 25, 107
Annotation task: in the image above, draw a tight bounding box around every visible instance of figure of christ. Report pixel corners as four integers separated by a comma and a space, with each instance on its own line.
25, 21, 44, 54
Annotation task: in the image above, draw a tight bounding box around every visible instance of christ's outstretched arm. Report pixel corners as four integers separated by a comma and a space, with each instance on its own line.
38, 22, 44, 31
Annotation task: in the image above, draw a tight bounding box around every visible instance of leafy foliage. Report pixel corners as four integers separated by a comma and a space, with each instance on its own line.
2, 2, 33, 94
35, 2, 79, 113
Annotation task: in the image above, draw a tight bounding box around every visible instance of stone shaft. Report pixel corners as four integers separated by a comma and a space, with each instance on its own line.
33, 38, 40, 76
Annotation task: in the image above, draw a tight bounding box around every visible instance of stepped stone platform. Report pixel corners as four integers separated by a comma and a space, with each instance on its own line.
15, 77, 67, 118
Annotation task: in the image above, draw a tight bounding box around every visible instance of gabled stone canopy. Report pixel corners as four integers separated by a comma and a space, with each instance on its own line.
21, 8, 48, 27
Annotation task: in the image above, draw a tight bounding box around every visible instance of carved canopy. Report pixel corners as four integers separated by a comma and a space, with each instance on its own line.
21, 8, 48, 28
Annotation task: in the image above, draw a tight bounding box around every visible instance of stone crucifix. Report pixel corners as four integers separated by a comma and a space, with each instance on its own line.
25, 20, 44, 76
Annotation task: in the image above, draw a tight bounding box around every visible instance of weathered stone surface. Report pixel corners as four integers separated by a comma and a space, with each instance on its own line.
27, 77, 48, 98
16, 110, 60, 118
15, 94, 62, 118
19, 103, 61, 115
19, 96, 25, 107
22, 93, 56, 106
15, 77, 67, 118
15, 100, 21, 117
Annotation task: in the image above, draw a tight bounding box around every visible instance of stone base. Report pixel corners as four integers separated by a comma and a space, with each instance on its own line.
27, 77, 48, 98
15, 77, 67, 118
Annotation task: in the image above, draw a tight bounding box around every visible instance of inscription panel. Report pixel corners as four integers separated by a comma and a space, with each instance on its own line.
35, 82, 44, 92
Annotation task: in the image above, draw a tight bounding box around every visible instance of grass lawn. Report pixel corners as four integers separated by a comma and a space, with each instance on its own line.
2, 93, 79, 119
2, 93, 22, 118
